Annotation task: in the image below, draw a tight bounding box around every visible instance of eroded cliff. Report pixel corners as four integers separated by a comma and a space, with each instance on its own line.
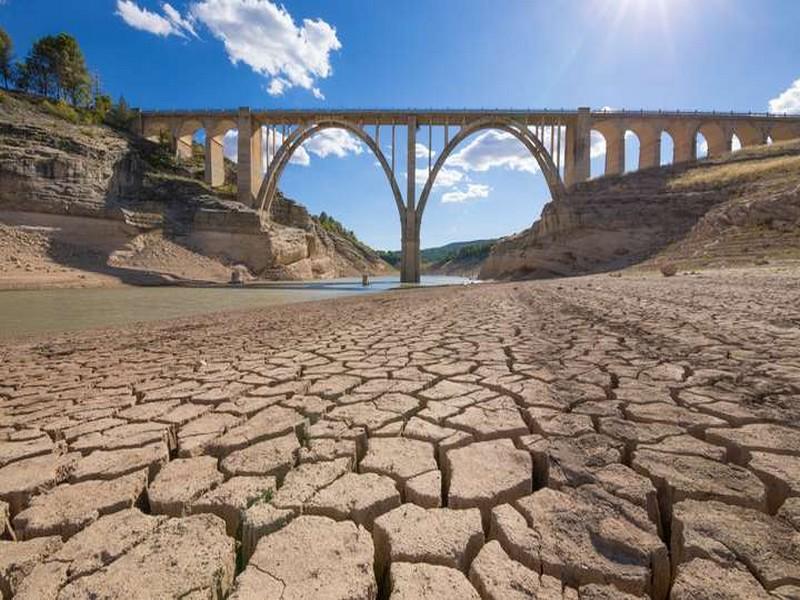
481, 140, 800, 280
0, 91, 391, 287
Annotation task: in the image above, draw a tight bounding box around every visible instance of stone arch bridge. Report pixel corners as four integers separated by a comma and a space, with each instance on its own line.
136, 107, 800, 282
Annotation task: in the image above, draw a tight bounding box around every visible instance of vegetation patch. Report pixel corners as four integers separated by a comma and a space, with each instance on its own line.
669, 155, 800, 190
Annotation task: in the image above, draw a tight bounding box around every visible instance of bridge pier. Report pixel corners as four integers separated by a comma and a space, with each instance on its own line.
401, 116, 420, 283
605, 129, 626, 176
237, 107, 262, 208
204, 133, 226, 187
401, 209, 420, 284
671, 125, 696, 163
639, 127, 662, 170
564, 107, 591, 187
398, 116, 420, 283
174, 132, 193, 161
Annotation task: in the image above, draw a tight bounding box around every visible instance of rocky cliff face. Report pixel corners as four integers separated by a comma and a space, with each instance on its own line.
0, 91, 390, 284
481, 140, 800, 280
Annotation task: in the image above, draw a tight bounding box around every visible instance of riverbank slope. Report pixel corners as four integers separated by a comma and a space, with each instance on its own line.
481, 139, 800, 279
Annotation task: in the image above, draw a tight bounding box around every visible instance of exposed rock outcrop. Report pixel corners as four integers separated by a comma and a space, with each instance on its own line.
0, 91, 391, 286
481, 140, 800, 279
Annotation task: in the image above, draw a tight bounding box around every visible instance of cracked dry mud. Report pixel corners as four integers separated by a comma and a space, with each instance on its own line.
1, 268, 800, 599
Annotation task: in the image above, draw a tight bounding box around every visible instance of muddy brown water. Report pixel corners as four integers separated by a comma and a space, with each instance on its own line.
0, 276, 471, 338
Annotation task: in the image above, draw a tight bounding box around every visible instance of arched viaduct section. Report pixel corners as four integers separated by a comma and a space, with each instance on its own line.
136, 107, 800, 283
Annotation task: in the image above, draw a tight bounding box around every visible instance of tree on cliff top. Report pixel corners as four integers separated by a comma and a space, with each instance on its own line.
15, 33, 90, 106
0, 27, 12, 89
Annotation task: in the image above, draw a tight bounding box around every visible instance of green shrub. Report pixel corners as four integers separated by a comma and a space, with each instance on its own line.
41, 99, 79, 123
315, 211, 371, 252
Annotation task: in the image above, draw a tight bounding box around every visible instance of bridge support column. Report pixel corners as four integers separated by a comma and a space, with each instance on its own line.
639, 128, 661, 170
401, 209, 420, 284
401, 116, 420, 283
708, 131, 732, 158
237, 107, 262, 207
205, 133, 225, 187
671, 125, 695, 163
174, 132, 193, 162
736, 127, 767, 148
564, 107, 591, 187
605, 130, 626, 176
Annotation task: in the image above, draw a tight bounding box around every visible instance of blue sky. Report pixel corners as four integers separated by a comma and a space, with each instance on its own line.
3, 0, 800, 249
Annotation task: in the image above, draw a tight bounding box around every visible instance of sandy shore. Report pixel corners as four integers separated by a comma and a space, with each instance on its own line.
1, 268, 799, 598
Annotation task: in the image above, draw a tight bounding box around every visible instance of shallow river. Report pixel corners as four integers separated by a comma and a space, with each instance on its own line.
0, 276, 470, 338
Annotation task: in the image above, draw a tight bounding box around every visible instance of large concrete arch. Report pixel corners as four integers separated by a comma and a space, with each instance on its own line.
416, 118, 565, 224
255, 120, 405, 225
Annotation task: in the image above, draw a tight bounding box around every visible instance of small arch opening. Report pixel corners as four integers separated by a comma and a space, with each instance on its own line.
731, 133, 742, 153
590, 130, 607, 178
695, 131, 709, 159
624, 130, 640, 172
660, 131, 674, 165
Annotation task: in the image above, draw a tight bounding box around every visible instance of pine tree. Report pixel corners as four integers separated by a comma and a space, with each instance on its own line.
0, 27, 12, 89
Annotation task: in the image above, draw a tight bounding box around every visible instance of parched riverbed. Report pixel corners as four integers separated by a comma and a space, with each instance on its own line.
0, 268, 799, 599
0, 275, 468, 338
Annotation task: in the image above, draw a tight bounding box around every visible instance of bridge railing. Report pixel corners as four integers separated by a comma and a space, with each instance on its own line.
593, 108, 798, 119
137, 107, 800, 120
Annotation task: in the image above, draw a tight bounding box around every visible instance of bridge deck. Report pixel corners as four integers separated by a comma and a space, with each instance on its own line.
139, 108, 800, 126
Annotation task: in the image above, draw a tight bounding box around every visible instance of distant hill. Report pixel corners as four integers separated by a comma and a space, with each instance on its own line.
377, 238, 498, 277
420, 239, 497, 264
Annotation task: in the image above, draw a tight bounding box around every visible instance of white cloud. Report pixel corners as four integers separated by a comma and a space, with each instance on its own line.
441, 183, 491, 204
163, 3, 198, 37
590, 130, 606, 158
448, 130, 539, 174
415, 166, 463, 188
115, 0, 196, 37
303, 129, 362, 159
434, 167, 463, 188
769, 78, 800, 114
415, 143, 435, 159
267, 77, 290, 97
191, 0, 341, 98
221, 129, 311, 168
696, 136, 708, 157
223, 130, 238, 162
